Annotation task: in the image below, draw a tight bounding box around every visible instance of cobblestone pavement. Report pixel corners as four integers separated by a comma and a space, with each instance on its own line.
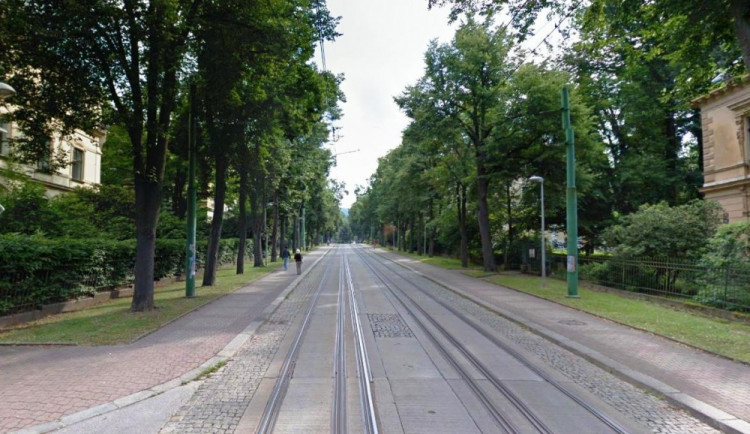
160, 262, 328, 433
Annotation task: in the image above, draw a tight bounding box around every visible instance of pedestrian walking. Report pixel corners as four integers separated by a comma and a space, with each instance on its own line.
294, 249, 303, 275
281, 246, 291, 271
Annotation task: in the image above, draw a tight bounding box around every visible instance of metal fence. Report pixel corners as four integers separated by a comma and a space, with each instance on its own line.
526, 254, 750, 312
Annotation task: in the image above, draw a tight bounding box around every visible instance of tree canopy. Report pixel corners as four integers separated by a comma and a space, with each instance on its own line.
0, 0, 344, 311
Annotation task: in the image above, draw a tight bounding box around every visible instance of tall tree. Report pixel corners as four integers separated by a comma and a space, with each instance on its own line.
428, 0, 746, 71
1, 0, 203, 311
398, 17, 514, 271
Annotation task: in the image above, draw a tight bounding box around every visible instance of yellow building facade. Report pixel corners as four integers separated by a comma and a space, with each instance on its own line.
693, 77, 750, 223
0, 107, 105, 197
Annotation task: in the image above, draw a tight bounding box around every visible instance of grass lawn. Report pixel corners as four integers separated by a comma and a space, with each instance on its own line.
485, 274, 750, 363
386, 250, 750, 364
0, 262, 272, 346
387, 248, 485, 271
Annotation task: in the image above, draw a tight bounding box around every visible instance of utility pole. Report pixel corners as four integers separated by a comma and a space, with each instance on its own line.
185, 84, 197, 298
562, 87, 579, 298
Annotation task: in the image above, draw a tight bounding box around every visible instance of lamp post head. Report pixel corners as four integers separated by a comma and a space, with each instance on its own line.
0, 82, 16, 101
529, 175, 543, 183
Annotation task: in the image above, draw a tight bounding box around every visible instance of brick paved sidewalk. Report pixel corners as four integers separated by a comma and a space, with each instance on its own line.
0, 249, 326, 434
378, 249, 750, 434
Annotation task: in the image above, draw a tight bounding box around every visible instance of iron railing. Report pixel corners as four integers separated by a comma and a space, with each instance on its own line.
526, 254, 750, 312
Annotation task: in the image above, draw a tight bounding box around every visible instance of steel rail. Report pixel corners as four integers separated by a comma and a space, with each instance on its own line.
365, 249, 632, 434
344, 250, 380, 434
256, 258, 335, 434
332, 255, 348, 433
353, 248, 522, 434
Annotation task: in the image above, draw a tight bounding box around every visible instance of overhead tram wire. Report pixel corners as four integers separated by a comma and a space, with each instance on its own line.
523, 1, 582, 68
496, 1, 583, 124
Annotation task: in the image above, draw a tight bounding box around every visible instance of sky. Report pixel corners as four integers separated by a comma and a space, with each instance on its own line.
317, 0, 459, 208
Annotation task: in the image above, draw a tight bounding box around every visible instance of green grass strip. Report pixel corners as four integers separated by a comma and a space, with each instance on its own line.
484, 274, 750, 364
0, 262, 272, 346
386, 249, 750, 364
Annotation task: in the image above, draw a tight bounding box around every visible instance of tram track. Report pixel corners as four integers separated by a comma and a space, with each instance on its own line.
344, 253, 380, 434
353, 246, 631, 434
333, 255, 348, 433
256, 249, 379, 434
256, 257, 335, 433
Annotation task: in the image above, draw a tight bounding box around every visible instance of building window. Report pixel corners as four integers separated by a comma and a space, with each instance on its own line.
72, 147, 84, 181
35, 140, 52, 172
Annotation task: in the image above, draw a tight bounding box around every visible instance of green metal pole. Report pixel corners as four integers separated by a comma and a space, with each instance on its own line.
185, 84, 197, 298
562, 87, 579, 298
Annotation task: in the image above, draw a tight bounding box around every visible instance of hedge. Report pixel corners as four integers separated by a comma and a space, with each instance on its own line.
0, 234, 250, 315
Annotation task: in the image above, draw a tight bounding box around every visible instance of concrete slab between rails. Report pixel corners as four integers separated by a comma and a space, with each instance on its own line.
381, 252, 750, 434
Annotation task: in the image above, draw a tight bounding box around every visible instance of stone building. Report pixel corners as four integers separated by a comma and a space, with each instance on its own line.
693, 77, 750, 223
0, 108, 105, 197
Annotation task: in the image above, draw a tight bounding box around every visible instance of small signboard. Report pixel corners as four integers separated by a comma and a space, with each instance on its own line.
567, 255, 576, 272
529, 248, 536, 259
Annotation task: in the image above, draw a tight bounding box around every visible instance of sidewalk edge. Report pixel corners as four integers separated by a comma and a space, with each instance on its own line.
11, 249, 330, 434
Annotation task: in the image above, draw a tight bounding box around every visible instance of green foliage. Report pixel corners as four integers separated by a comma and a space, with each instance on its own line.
603, 200, 723, 258
699, 221, 750, 268
100, 125, 133, 186
0, 235, 248, 316
0, 183, 54, 235
0, 183, 203, 240
695, 222, 750, 310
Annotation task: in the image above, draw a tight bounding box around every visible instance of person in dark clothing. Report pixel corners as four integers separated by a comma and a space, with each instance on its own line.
281, 247, 291, 270
294, 249, 303, 275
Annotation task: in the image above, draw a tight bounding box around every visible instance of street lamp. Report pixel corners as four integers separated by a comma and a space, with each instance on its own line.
529, 175, 546, 288
0, 82, 15, 101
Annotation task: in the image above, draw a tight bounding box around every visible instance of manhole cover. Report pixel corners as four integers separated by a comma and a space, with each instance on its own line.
368, 313, 414, 338
558, 319, 587, 326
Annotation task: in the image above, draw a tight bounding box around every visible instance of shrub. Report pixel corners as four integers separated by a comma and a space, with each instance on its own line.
603, 200, 723, 259
0, 235, 251, 315
695, 222, 750, 311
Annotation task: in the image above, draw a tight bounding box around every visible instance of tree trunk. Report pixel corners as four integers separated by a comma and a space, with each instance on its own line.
251, 187, 264, 267
131, 175, 161, 311
664, 110, 680, 205
421, 215, 425, 255
475, 161, 496, 272
171, 167, 187, 219
693, 109, 704, 175
293, 212, 300, 252
731, 0, 750, 70
457, 183, 469, 268
236, 163, 249, 274
203, 153, 227, 286
428, 199, 435, 258
503, 182, 514, 270
271, 192, 279, 261
280, 212, 287, 253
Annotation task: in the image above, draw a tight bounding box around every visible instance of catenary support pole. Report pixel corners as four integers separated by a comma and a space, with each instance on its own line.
562, 87, 579, 297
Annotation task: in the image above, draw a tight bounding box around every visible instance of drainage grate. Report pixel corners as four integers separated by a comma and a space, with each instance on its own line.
558, 319, 587, 326
368, 313, 414, 338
